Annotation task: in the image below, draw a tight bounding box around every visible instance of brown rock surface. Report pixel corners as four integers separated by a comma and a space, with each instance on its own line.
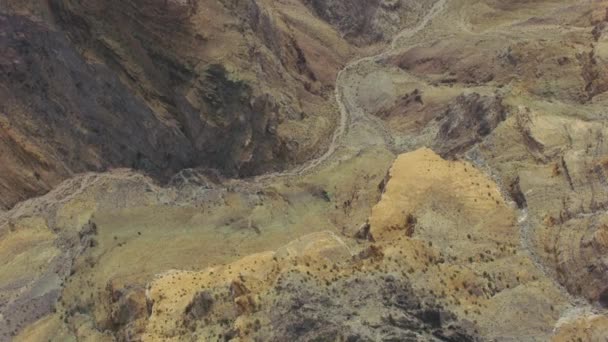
552, 313, 608, 341
2, 0, 608, 340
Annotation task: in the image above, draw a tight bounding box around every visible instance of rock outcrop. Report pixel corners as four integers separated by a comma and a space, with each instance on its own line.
303, 0, 438, 45
142, 229, 480, 341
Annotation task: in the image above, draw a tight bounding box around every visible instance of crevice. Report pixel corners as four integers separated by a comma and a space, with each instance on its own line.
561, 156, 575, 191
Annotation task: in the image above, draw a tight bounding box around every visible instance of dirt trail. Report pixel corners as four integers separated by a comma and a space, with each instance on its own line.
250, 0, 447, 184
0, 0, 447, 226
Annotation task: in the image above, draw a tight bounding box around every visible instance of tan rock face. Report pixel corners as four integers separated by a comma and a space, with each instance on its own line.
553, 313, 608, 342
366, 149, 569, 340
301, 0, 438, 45
369, 148, 512, 243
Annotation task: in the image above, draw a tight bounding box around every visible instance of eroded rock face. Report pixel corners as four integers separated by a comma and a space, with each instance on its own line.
107, 283, 149, 340
553, 313, 608, 342
303, 0, 437, 45
303, 0, 383, 44
183, 291, 214, 323
261, 272, 476, 342
434, 93, 507, 157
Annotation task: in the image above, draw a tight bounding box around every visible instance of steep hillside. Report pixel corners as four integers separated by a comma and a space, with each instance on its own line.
2, 0, 430, 209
